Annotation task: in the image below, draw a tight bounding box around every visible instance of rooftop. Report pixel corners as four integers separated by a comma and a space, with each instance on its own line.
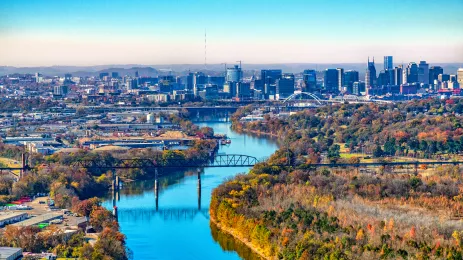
11, 212, 62, 227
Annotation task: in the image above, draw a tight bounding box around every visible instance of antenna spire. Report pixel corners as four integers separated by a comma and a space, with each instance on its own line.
204, 29, 207, 70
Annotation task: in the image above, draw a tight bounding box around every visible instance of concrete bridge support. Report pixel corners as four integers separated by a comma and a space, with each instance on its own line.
197, 169, 201, 210
155, 168, 159, 211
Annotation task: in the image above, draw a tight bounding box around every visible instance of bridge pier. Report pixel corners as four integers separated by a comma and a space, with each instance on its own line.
155, 168, 159, 211
197, 169, 201, 210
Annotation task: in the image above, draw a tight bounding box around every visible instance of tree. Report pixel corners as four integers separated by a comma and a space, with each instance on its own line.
373, 145, 384, 158
89, 207, 115, 232
384, 137, 396, 156
327, 144, 340, 163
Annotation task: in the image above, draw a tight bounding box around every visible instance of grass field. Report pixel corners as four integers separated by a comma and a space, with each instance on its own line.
0, 157, 20, 176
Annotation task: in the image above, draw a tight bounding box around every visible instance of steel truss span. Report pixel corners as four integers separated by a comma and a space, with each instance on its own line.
70, 154, 260, 170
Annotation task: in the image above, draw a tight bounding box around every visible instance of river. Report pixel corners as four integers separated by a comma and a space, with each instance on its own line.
103, 121, 279, 260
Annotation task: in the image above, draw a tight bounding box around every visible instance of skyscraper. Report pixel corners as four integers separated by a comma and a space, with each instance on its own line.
365, 57, 377, 87
343, 70, 359, 92
261, 70, 282, 85
393, 66, 403, 86
276, 73, 295, 99
429, 66, 443, 85
324, 69, 338, 92
302, 70, 317, 92
418, 61, 429, 84
458, 68, 463, 86
193, 72, 207, 96
226, 65, 242, 83
384, 56, 393, 70
377, 70, 389, 86
337, 68, 344, 92
406, 62, 418, 83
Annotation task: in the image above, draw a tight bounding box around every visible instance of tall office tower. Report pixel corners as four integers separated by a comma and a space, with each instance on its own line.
429, 66, 443, 85
337, 68, 344, 92
193, 72, 207, 96
384, 56, 393, 70
406, 62, 418, 83
111, 72, 119, 78
418, 61, 429, 84
438, 74, 450, 82
35, 72, 43, 83
135, 71, 139, 78
261, 69, 282, 97
207, 76, 225, 89
365, 57, 377, 87
261, 69, 282, 85
185, 72, 194, 91
226, 65, 242, 83
99, 72, 109, 79
324, 69, 339, 92
403, 68, 408, 84
302, 69, 317, 92
343, 70, 359, 92
126, 78, 138, 90
377, 71, 389, 86
458, 68, 463, 86
352, 82, 366, 95
276, 73, 295, 99
54, 85, 68, 96
393, 66, 403, 85
236, 82, 251, 99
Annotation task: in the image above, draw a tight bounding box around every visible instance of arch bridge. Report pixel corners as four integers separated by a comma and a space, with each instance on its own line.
282, 92, 323, 105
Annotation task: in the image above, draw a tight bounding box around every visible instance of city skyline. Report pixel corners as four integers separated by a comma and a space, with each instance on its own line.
1, 0, 463, 66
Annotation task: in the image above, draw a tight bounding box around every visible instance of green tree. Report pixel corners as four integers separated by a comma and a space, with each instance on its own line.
373, 145, 384, 158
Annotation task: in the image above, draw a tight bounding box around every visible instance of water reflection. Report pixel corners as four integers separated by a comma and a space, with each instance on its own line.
210, 222, 263, 260
103, 122, 278, 260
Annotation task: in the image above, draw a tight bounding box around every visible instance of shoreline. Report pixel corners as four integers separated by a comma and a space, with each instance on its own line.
232, 126, 281, 139
209, 215, 271, 260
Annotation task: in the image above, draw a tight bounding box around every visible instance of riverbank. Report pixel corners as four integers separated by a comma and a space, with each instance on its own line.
101, 121, 279, 260
210, 215, 270, 260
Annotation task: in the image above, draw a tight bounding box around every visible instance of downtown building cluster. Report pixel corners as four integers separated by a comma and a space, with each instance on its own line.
0, 60, 462, 106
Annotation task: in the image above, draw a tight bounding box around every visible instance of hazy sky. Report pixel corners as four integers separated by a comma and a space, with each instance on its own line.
0, 0, 462, 66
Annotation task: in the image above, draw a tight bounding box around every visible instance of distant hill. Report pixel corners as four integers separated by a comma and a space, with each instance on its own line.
0, 63, 461, 77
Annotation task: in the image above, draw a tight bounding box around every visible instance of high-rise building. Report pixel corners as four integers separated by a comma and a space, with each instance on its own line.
365, 57, 377, 87
406, 62, 418, 83
352, 82, 365, 95
236, 82, 251, 100
111, 72, 119, 78
302, 70, 317, 92
429, 66, 443, 85
438, 74, 450, 82
126, 78, 138, 90
377, 71, 389, 86
193, 72, 207, 96
458, 68, 463, 86
418, 61, 429, 84
384, 56, 393, 70
324, 69, 338, 92
343, 70, 359, 92
53, 85, 68, 96
35, 72, 43, 83
208, 76, 225, 89
276, 73, 295, 99
261, 69, 282, 97
226, 65, 242, 83
261, 70, 282, 85
393, 66, 403, 86
337, 68, 344, 92
99, 72, 109, 79
185, 72, 194, 91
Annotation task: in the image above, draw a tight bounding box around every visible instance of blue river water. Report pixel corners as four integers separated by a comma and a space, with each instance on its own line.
103, 122, 278, 260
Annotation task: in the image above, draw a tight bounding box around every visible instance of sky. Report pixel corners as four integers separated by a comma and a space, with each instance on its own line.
0, 0, 462, 66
